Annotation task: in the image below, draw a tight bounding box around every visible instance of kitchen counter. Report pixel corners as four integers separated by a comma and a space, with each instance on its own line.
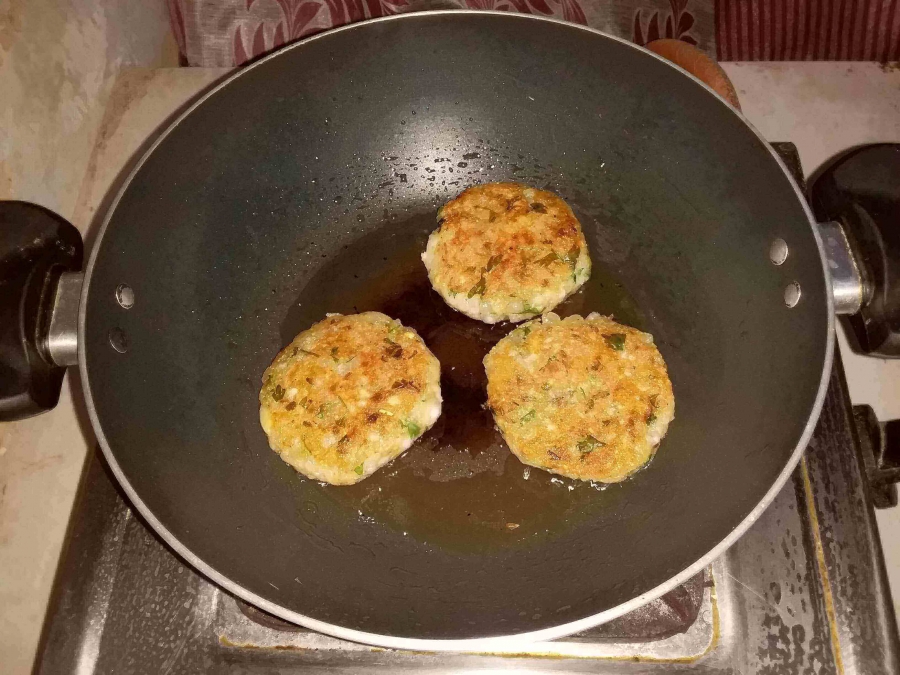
2, 62, 900, 674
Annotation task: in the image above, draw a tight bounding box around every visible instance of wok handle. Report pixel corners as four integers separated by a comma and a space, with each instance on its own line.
811, 144, 900, 357
0, 202, 83, 421
818, 220, 868, 316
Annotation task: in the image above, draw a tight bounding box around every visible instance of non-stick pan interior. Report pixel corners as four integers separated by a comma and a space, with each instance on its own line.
83, 13, 830, 640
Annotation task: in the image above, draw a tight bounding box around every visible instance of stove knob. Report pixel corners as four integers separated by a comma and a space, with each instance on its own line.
852, 404, 900, 509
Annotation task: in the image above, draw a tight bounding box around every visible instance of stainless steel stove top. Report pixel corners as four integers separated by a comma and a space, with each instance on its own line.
223, 574, 715, 660
32, 145, 900, 674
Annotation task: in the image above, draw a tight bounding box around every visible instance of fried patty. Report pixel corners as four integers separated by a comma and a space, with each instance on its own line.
484, 313, 674, 482
259, 312, 442, 485
422, 183, 591, 324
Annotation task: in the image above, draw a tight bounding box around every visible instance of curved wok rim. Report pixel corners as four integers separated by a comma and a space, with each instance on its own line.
79, 10, 836, 650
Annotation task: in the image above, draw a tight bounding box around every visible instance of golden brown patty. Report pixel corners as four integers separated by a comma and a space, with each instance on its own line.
259, 312, 442, 485
422, 183, 591, 323
484, 313, 674, 482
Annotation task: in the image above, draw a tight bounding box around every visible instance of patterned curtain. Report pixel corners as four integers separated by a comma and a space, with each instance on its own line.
716, 0, 900, 60
165, 0, 898, 66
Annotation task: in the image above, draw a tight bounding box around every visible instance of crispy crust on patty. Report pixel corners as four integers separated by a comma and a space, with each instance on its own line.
422, 183, 591, 323
484, 313, 674, 482
259, 312, 442, 485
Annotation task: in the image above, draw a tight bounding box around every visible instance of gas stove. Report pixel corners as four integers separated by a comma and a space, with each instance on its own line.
32, 146, 900, 674
32, 355, 900, 673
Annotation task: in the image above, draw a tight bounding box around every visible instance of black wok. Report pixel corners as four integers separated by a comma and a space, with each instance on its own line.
0, 12, 835, 648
